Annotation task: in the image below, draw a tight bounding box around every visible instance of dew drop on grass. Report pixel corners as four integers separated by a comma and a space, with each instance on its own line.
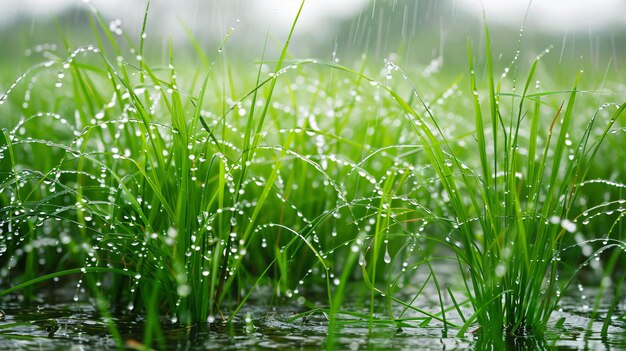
383, 240, 391, 264
177, 284, 190, 297
561, 219, 576, 233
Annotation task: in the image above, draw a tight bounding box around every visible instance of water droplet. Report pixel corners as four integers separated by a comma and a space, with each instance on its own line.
383, 242, 391, 264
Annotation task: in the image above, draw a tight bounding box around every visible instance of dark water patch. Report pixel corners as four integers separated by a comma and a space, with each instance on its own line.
0, 291, 625, 350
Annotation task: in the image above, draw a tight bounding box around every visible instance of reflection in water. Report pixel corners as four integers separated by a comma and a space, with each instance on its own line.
0, 293, 625, 350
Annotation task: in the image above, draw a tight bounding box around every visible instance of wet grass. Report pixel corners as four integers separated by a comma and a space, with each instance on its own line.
1, 1, 626, 349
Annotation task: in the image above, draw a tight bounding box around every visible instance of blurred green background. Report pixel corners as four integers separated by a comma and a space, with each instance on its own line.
1, 0, 625, 80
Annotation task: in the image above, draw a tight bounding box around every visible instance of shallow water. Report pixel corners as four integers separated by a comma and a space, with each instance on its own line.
0, 288, 624, 350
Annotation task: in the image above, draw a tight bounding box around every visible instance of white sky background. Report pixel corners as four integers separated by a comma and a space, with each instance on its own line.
0, 0, 369, 37
0, 0, 625, 37
456, 0, 626, 32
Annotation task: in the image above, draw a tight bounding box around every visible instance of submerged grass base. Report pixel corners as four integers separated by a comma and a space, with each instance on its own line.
1, 287, 624, 350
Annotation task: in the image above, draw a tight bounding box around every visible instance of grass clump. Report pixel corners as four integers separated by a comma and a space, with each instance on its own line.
0, 2, 319, 333
1, 2, 430, 336
398, 25, 626, 336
